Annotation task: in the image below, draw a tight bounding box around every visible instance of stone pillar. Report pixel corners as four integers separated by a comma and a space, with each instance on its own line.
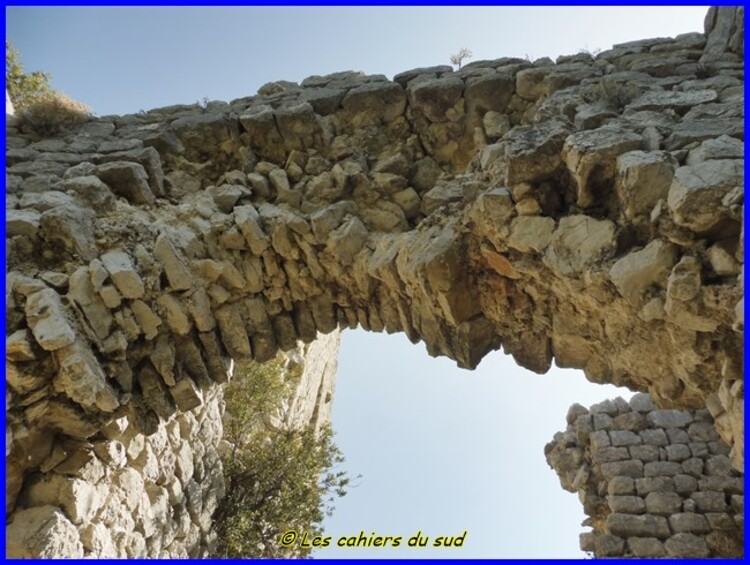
547, 394, 744, 558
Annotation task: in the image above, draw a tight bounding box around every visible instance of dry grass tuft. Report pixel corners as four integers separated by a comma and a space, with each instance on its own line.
15, 91, 91, 137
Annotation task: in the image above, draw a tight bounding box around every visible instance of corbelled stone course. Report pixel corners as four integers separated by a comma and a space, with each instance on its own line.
5, 6, 743, 558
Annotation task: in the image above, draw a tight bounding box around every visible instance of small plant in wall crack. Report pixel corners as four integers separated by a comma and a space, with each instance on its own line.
450, 47, 473, 70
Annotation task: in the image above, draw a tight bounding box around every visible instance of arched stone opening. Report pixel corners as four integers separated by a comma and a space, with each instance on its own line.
5, 6, 743, 557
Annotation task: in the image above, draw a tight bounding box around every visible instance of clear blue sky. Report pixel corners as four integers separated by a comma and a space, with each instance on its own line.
6, 6, 709, 558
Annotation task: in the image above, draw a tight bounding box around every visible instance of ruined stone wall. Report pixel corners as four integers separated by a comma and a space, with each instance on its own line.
547, 393, 743, 558
6, 333, 338, 558
5, 6, 743, 558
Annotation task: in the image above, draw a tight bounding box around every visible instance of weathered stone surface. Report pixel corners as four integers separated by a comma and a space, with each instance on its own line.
607, 513, 671, 539
7, 209, 41, 238
563, 126, 643, 209
615, 151, 676, 219
664, 533, 710, 558
100, 250, 145, 299
507, 216, 556, 253
667, 160, 742, 234
38, 203, 98, 261
54, 338, 119, 412
609, 240, 677, 305
627, 537, 666, 557
25, 288, 76, 351
93, 161, 155, 205
153, 234, 194, 291
503, 119, 571, 185
68, 267, 113, 340
407, 76, 465, 123
544, 215, 616, 276
7, 505, 84, 558
647, 409, 694, 429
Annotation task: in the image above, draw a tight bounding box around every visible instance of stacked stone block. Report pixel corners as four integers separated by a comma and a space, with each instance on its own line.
547, 393, 743, 557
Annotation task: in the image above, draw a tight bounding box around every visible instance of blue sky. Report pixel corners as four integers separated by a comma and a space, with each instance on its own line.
6, 5, 710, 559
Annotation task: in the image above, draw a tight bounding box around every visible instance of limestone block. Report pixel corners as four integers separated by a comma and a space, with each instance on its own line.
607, 513, 671, 539
504, 119, 571, 185
170, 377, 203, 412
341, 81, 406, 126
25, 288, 76, 351
609, 430, 642, 447
593, 533, 624, 557
60, 175, 116, 211
7, 209, 41, 238
131, 300, 161, 340
562, 125, 643, 209
39, 203, 98, 261
630, 445, 660, 461
667, 160, 742, 234
607, 495, 646, 514
464, 72, 515, 125
359, 199, 408, 232
327, 216, 368, 266
275, 102, 321, 150
647, 409, 694, 429
629, 89, 717, 113
627, 537, 666, 557
93, 161, 154, 205
609, 240, 678, 305
666, 443, 691, 462
214, 303, 251, 359
100, 250, 145, 299
644, 491, 683, 515
515, 66, 550, 101
26, 475, 105, 525
544, 215, 616, 276
156, 294, 192, 336
607, 476, 635, 496
137, 364, 176, 420
175, 336, 210, 385
6, 505, 84, 558
407, 76, 464, 123
154, 233, 194, 291
53, 338, 119, 412
507, 216, 555, 253
686, 134, 744, 165
664, 533, 710, 558
79, 522, 118, 557
601, 459, 643, 479
392, 187, 421, 219
393, 65, 453, 88
644, 461, 683, 477
207, 184, 247, 214
669, 513, 711, 534
239, 105, 285, 161
615, 150, 676, 219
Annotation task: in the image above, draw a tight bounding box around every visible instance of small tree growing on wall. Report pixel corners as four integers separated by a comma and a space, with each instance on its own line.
6, 40, 90, 136
450, 47, 473, 70
214, 357, 354, 558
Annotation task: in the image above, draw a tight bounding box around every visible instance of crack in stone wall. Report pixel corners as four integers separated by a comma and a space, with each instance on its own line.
5, 5, 743, 558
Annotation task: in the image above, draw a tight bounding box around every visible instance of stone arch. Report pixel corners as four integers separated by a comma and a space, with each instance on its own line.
5, 6, 743, 557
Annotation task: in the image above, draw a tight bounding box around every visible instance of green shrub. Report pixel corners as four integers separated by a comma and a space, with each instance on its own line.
6, 40, 51, 111
6, 40, 90, 136
215, 357, 352, 558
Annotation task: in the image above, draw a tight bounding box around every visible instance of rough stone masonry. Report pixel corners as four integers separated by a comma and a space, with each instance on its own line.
5, 6, 743, 557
